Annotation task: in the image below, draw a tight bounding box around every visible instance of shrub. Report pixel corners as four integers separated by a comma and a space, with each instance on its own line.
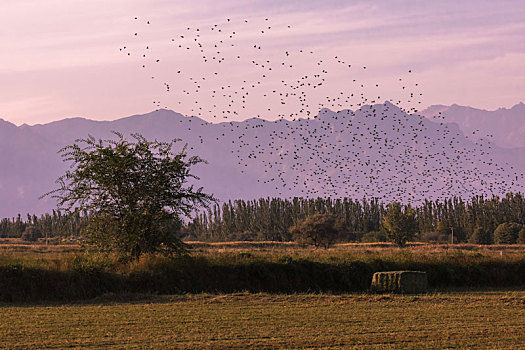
469, 225, 492, 245
20, 226, 41, 242
382, 202, 418, 247
494, 222, 522, 244
518, 228, 525, 244
290, 213, 342, 248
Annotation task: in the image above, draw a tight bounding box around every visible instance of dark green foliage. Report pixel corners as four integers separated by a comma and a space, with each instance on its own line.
469, 225, 493, 245
0, 210, 90, 240
20, 226, 41, 242
436, 221, 450, 235
382, 202, 418, 247
0, 214, 25, 238
290, 213, 342, 248
42, 132, 213, 259
186, 193, 525, 244
187, 197, 383, 242
493, 222, 522, 244
5, 192, 525, 245
518, 228, 525, 244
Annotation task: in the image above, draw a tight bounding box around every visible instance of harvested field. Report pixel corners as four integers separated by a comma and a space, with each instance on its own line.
1, 291, 524, 349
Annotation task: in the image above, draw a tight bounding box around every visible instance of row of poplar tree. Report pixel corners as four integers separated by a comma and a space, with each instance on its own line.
2, 193, 525, 244
0, 210, 86, 241
186, 193, 525, 244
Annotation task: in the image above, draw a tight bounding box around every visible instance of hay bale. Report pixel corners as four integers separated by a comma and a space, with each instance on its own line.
371, 271, 427, 294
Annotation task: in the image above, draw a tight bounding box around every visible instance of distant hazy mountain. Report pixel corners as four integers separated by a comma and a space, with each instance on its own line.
1, 102, 524, 218
420, 102, 525, 148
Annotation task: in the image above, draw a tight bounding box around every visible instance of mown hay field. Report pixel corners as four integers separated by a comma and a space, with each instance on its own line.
1, 291, 524, 349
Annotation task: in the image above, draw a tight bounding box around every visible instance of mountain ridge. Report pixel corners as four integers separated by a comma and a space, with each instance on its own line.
1, 102, 524, 218
420, 102, 525, 148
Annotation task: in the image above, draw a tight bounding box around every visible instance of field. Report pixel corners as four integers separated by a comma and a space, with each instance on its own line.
1, 241, 524, 348
1, 240, 525, 301
1, 291, 524, 349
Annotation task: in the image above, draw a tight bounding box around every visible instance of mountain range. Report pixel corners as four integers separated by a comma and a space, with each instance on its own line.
1, 102, 524, 218
420, 102, 525, 149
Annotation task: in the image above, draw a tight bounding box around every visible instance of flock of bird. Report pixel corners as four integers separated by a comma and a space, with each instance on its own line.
117, 16, 523, 203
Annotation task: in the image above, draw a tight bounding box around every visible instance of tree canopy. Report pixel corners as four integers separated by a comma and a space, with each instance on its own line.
42, 132, 214, 259
493, 222, 522, 244
290, 213, 342, 248
382, 202, 418, 247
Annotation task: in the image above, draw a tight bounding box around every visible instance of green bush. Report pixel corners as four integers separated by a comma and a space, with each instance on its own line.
494, 222, 522, 244
469, 225, 493, 245
290, 213, 342, 248
20, 226, 41, 242
518, 228, 525, 244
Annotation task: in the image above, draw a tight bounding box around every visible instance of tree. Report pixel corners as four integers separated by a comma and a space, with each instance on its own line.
290, 213, 342, 248
42, 132, 214, 259
21, 226, 41, 242
469, 224, 492, 245
493, 222, 522, 244
436, 221, 449, 235
382, 202, 418, 247
518, 227, 525, 244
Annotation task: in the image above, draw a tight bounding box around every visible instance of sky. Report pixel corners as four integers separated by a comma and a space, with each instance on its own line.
0, 0, 524, 125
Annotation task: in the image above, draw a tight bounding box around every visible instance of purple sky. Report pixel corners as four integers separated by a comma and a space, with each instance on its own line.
1, 0, 524, 125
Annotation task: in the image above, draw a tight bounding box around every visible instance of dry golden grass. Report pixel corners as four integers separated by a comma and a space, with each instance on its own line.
1, 239, 524, 271
2, 237, 523, 251
185, 241, 525, 263
0, 238, 80, 253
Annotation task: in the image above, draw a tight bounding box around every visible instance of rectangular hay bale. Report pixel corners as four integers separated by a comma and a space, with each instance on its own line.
371, 271, 427, 294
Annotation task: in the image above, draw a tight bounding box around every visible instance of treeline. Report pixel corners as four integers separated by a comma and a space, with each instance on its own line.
186, 193, 525, 244
187, 197, 382, 242
2, 193, 525, 244
0, 211, 87, 241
